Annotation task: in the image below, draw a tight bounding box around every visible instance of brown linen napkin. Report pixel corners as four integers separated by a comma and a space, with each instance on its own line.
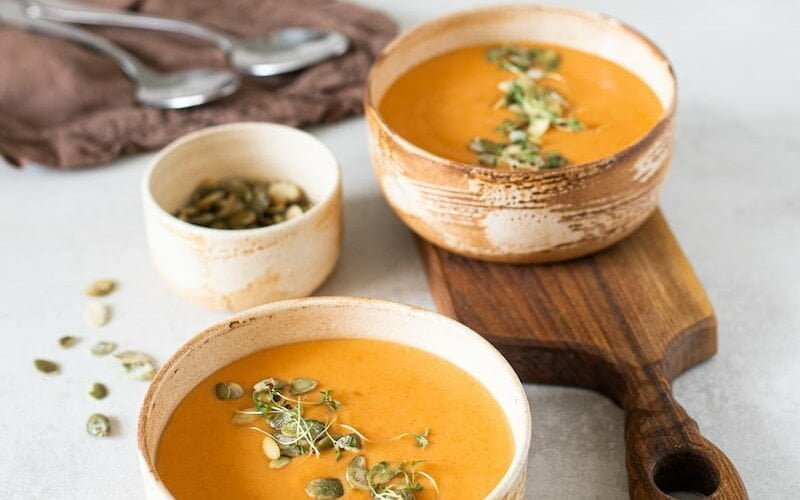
0, 0, 396, 169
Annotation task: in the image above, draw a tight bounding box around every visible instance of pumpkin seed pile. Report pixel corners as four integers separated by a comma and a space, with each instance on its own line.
220, 376, 437, 499
33, 278, 157, 438
174, 177, 312, 230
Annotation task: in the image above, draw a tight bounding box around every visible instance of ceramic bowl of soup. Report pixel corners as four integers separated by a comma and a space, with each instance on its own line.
142, 122, 342, 311
137, 297, 531, 499
366, 4, 676, 263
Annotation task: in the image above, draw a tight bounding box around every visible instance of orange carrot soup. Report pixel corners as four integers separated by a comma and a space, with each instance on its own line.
379, 43, 663, 170
155, 339, 514, 499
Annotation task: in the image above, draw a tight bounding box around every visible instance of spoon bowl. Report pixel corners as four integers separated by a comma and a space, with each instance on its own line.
229, 28, 349, 76
136, 68, 240, 109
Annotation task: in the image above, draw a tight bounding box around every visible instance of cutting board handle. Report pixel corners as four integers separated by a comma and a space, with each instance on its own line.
623, 365, 747, 499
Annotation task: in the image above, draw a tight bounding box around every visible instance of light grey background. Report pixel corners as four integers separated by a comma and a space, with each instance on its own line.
1, 0, 798, 498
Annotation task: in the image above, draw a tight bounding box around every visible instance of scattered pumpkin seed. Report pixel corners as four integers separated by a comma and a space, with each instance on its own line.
305, 478, 344, 499
254, 377, 286, 392
86, 279, 116, 297
84, 301, 110, 327
214, 382, 244, 400
335, 433, 362, 452
367, 461, 398, 486
59, 336, 79, 348
262, 435, 281, 460
114, 351, 157, 380
91, 341, 117, 356
34, 359, 59, 374
269, 456, 291, 469
89, 382, 108, 400
86, 413, 111, 437
345, 455, 370, 490
289, 378, 317, 395
174, 177, 311, 230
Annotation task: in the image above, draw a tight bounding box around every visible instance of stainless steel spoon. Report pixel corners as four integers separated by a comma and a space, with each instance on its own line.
0, 1, 240, 109
23, 0, 350, 76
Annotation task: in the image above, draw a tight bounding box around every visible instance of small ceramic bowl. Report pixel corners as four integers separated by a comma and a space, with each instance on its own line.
366, 4, 677, 263
142, 122, 342, 311
137, 296, 531, 499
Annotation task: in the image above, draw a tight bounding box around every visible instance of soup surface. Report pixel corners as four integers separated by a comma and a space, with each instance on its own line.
379, 43, 664, 166
156, 339, 514, 499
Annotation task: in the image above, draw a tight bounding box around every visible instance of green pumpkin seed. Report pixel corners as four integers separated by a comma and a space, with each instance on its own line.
91, 341, 116, 356
86, 413, 111, 437
335, 433, 361, 452
86, 279, 116, 297
59, 335, 79, 348
89, 382, 108, 400
114, 351, 157, 380
268, 412, 290, 430
269, 456, 291, 469
188, 213, 216, 226
262, 435, 281, 460
367, 461, 398, 486
214, 382, 244, 400
289, 378, 317, 395
345, 455, 369, 490
195, 190, 226, 209
34, 359, 59, 374
304, 478, 344, 499
226, 209, 257, 228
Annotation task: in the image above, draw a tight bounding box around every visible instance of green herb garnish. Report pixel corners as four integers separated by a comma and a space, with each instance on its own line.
472, 44, 584, 170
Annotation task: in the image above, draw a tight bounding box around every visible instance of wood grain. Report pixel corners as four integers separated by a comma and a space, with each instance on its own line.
417, 209, 747, 499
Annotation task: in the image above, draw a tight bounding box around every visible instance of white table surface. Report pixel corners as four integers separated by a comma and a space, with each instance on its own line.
1, 0, 798, 498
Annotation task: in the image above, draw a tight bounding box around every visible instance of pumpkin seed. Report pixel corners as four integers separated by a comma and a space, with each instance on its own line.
335, 433, 361, 452
254, 377, 286, 392
86, 279, 116, 297
304, 478, 344, 499
367, 461, 398, 486
34, 359, 59, 374
262, 435, 281, 460
269, 456, 291, 469
114, 351, 157, 380
89, 382, 108, 400
86, 413, 111, 437
174, 177, 310, 230
268, 412, 290, 431
84, 301, 110, 327
289, 378, 317, 395
59, 335, 79, 348
214, 382, 244, 400
345, 455, 369, 490
91, 341, 116, 356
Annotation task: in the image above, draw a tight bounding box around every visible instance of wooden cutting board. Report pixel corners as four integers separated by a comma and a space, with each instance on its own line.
416, 210, 747, 499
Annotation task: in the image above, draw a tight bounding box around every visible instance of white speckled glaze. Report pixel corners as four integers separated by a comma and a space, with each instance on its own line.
366, 4, 677, 263
142, 123, 342, 311
137, 297, 531, 499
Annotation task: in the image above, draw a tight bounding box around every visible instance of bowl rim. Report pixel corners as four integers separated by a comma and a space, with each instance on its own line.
365, 3, 678, 178
137, 296, 532, 499
141, 121, 342, 237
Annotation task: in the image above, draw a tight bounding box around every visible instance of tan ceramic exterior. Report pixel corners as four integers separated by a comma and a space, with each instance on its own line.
142, 123, 342, 311
137, 297, 531, 499
366, 4, 677, 263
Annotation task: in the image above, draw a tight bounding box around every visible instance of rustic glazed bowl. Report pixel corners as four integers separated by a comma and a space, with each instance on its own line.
366, 4, 677, 263
142, 123, 342, 311
137, 297, 532, 499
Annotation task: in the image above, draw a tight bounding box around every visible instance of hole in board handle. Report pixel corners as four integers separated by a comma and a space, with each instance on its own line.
653, 451, 719, 498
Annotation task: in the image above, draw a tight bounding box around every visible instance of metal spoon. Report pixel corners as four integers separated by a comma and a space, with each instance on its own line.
23, 0, 350, 76
0, 1, 240, 109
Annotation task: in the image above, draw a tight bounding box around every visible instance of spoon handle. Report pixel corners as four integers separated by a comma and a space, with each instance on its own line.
24, 0, 233, 52
2, 1, 144, 79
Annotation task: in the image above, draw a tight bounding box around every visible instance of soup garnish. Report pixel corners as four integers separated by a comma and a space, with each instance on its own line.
470, 44, 583, 170
220, 376, 438, 499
